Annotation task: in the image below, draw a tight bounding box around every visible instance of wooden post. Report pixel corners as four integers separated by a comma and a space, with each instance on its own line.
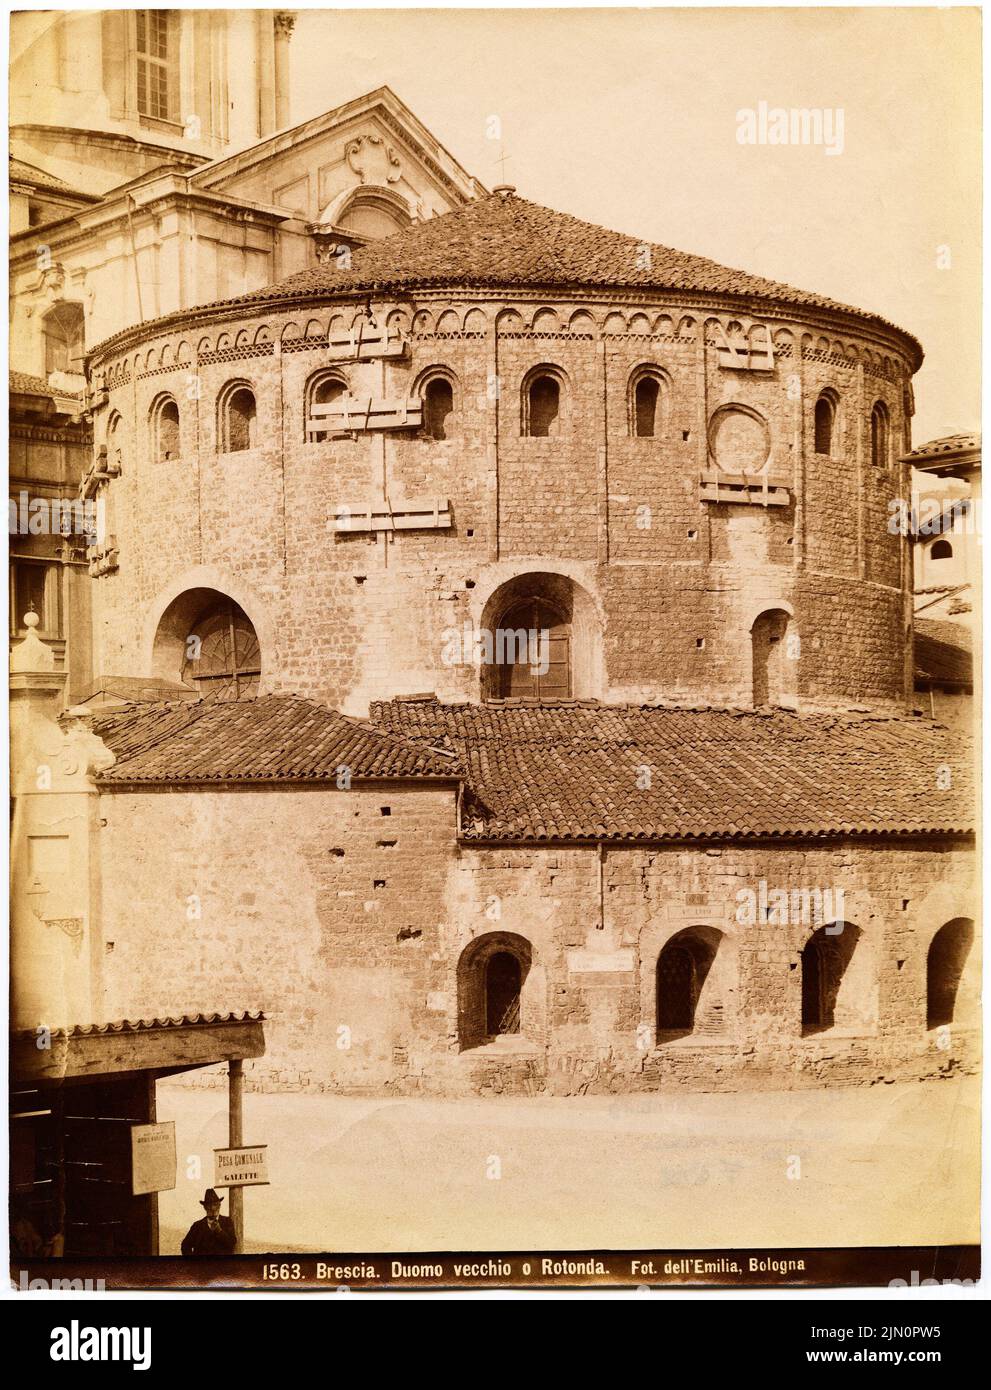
228, 1060, 243, 1251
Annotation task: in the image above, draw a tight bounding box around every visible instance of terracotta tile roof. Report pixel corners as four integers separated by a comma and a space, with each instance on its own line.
10, 369, 54, 397
90, 191, 922, 364
13, 1010, 266, 1041
914, 618, 974, 687
88, 694, 459, 784
907, 432, 981, 460
9, 157, 92, 198
9, 369, 84, 403
370, 697, 974, 842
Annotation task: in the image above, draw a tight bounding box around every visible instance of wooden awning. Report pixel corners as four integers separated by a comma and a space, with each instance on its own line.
11, 1011, 265, 1086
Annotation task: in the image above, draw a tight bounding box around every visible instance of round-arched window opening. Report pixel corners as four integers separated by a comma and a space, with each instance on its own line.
814, 393, 836, 455
870, 401, 890, 469
634, 376, 659, 437
930, 538, 953, 561
800, 924, 862, 1035
456, 932, 534, 1050
485, 951, 522, 1035
926, 918, 974, 1029
306, 374, 347, 442
153, 397, 180, 462
524, 374, 561, 437
221, 385, 257, 453
183, 599, 261, 699
656, 928, 721, 1039
422, 377, 454, 440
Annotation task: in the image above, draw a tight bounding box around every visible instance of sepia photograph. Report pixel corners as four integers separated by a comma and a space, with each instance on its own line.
5, 2, 982, 1315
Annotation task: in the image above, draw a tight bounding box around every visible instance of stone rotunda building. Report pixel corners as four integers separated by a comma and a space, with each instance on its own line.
16, 190, 975, 1096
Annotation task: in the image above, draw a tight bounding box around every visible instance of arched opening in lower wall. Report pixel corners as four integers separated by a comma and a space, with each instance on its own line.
656, 927, 723, 1040
751, 607, 795, 708
927, 918, 975, 1029
457, 932, 534, 1051
479, 572, 602, 700
800, 922, 873, 1035
152, 588, 261, 699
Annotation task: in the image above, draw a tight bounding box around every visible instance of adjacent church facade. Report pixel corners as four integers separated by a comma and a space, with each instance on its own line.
9, 15, 977, 1101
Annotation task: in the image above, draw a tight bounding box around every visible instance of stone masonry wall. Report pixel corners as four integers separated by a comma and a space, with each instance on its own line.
95, 779, 977, 1096
88, 292, 915, 714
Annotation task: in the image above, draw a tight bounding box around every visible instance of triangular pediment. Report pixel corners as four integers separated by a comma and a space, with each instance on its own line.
189, 86, 484, 233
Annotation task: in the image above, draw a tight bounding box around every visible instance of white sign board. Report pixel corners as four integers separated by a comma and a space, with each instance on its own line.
131, 1122, 177, 1196
214, 1145, 270, 1188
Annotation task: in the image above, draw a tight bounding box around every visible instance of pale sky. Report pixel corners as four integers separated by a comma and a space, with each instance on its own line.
290, 5, 981, 444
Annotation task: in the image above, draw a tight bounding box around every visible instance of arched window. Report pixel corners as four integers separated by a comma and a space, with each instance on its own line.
629, 368, 667, 438
305, 372, 348, 442
522, 368, 564, 437
106, 412, 123, 472
42, 301, 85, 377
151, 395, 180, 462
219, 383, 257, 453
870, 401, 889, 469
457, 933, 533, 1049
926, 919, 974, 1029
656, 929, 721, 1038
814, 392, 836, 455
421, 376, 454, 440
751, 608, 794, 707
496, 596, 570, 699
801, 924, 862, 1034
930, 538, 953, 561
182, 598, 261, 699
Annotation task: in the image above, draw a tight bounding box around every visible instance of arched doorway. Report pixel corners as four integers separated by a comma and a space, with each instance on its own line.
927, 918, 974, 1029
496, 595, 570, 698
479, 571, 602, 700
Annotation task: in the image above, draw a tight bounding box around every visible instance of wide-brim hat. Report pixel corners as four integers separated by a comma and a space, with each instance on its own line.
200, 1188, 225, 1207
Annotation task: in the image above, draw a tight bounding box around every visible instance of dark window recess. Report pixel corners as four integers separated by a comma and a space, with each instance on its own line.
634, 377, 660, 437
422, 379, 454, 440
485, 951, 522, 1035
225, 388, 256, 452
526, 376, 560, 437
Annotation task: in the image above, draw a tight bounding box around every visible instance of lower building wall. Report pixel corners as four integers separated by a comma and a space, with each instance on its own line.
97, 786, 978, 1096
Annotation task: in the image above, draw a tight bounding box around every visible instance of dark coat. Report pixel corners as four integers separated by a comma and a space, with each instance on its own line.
181, 1214, 237, 1257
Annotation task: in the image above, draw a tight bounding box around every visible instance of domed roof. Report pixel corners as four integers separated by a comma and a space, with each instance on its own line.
92, 190, 921, 363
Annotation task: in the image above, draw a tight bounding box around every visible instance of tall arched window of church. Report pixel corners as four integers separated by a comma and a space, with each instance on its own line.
422, 378, 454, 440
814, 393, 835, 454
870, 401, 889, 468
525, 374, 561, 437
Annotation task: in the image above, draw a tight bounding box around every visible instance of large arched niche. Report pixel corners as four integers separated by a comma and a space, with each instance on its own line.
144, 571, 273, 696
478, 571, 603, 700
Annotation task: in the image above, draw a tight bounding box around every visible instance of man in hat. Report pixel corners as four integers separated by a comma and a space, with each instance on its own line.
181, 1189, 237, 1256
